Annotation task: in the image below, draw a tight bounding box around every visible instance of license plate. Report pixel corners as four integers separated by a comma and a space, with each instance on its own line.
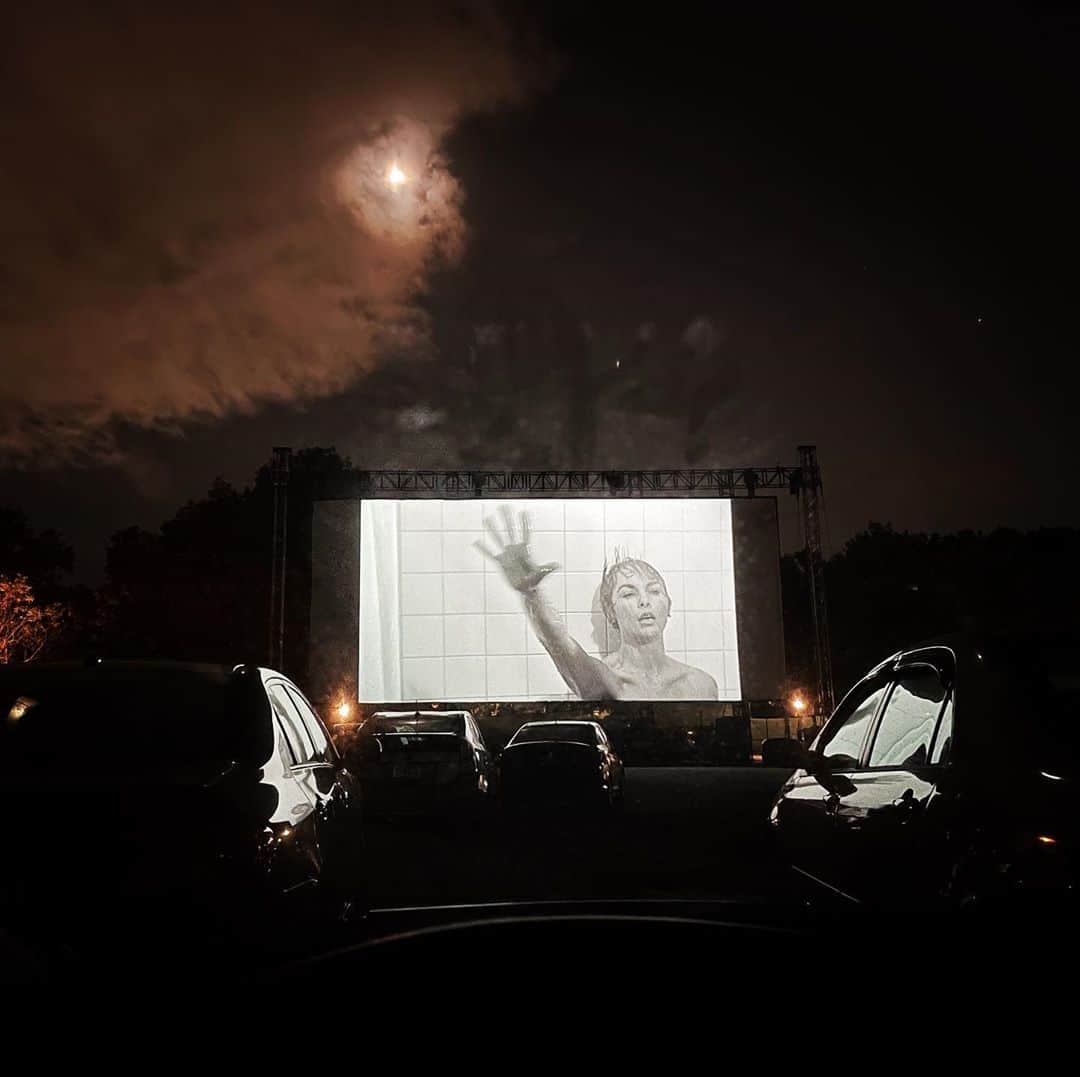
392, 763, 428, 780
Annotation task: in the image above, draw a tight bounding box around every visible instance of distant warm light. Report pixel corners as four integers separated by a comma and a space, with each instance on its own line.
1037, 835, 1057, 845
790, 693, 808, 714
7, 696, 35, 723
387, 163, 407, 188
337, 700, 352, 720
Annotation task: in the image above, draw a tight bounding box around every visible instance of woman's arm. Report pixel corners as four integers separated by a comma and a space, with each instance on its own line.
475, 507, 620, 700
520, 586, 620, 700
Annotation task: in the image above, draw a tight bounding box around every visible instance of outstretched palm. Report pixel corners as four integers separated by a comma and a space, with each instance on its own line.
475, 507, 560, 592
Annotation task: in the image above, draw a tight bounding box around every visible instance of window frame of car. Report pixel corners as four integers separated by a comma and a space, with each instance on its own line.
578, 723, 599, 746
464, 713, 485, 753
265, 680, 318, 766
282, 682, 338, 764
860, 647, 957, 773
811, 674, 892, 772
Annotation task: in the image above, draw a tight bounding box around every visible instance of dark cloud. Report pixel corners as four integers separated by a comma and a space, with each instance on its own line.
0, 2, 548, 464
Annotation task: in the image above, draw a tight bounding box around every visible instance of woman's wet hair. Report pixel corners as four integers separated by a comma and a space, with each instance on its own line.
599, 555, 670, 628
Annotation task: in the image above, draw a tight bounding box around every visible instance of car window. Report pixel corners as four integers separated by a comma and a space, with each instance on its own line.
817, 683, 887, 769
267, 682, 315, 764
868, 668, 947, 768
370, 714, 466, 735
930, 697, 954, 765
284, 685, 332, 761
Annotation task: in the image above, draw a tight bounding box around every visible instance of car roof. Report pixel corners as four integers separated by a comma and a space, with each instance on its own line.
1, 659, 236, 675
371, 710, 472, 719
517, 720, 597, 728
845, 631, 1075, 693
0, 660, 244, 688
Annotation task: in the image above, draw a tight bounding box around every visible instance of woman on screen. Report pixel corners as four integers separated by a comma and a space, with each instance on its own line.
476, 507, 719, 701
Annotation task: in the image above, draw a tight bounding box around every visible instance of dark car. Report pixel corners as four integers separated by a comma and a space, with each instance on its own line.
497, 720, 624, 813
767, 636, 1078, 916
351, 710, 494, 819
0, 660, 367, 969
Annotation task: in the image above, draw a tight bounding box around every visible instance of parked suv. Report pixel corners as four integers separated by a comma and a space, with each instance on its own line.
768, 635, 1077, 916
0, 660, 368, 961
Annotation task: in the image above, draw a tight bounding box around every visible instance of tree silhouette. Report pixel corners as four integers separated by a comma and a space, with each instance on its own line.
0, 574, 68, 663
100, 447, 354, 679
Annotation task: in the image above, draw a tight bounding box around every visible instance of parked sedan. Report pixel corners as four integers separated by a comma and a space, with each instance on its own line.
351, 710, 494, 819
768, 635, 1077, 914
0, 660, 367, 961
498, 720, 624, 813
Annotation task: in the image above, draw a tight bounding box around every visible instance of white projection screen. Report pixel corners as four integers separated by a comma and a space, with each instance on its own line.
358, 497, 746, 703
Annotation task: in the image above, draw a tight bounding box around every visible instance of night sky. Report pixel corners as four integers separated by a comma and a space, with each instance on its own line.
2, 4, 1077, 580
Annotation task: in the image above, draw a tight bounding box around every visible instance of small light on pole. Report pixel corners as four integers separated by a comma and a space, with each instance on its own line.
336, 700, 353, 721
790, 693, 807, 715
386, 162, 406, 189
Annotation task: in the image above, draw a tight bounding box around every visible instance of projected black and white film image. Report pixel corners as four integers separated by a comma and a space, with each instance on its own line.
359, 498, 741, 703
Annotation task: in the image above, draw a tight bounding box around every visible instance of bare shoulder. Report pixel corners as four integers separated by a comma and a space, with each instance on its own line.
670, 659, 719, 700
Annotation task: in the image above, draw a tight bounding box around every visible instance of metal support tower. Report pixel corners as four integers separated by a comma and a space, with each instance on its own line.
797, 445, 835, 717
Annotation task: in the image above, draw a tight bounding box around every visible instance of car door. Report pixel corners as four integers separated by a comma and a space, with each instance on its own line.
826, 650, 955, 904
774, 676, 890, 894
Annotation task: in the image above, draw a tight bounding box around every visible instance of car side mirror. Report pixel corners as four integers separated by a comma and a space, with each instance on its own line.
803, 752, 858, 796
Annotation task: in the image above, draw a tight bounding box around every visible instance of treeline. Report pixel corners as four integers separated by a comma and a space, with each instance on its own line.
782, 521, 1080, 694
3, 454, 1078, 705
0, 448, 350, 679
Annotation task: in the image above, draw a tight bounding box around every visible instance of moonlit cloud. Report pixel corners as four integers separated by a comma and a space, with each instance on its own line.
0, 3, 545, 465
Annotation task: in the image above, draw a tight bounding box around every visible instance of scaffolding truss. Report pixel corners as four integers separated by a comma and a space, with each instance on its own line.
335, 466, 802, 498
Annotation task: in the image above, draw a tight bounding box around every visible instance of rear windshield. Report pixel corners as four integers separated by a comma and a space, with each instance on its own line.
368, 734, 462, 757
511, 724, 597, 746
367, 715, 465, 736
0, 667, 260, 773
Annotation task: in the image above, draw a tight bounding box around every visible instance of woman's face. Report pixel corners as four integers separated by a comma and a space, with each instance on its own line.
610, 565, 670, 645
